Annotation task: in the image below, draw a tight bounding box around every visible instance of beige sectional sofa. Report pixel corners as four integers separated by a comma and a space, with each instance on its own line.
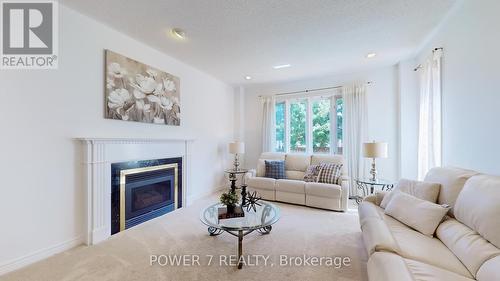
359, 167, 500, 281
246, 152, 349, 211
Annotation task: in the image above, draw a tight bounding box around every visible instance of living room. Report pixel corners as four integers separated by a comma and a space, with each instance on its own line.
0, 0, 499, 280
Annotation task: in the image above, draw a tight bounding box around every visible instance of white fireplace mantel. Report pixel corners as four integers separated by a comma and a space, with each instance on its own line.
78, 137, 194, 245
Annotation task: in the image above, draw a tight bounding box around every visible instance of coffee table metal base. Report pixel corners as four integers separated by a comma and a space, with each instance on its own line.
207, 226, 273, 269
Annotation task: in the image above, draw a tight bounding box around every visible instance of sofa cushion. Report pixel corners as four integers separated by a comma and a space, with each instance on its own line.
285, 170, 305, 180
285, 154, 311, 172
358, 202, 473, 278
454, 174, 500, 249
317, 163, 343, 184
311, 155, 346, 174
368, 252, 475, 281
276, 179, 305, 194
256, 153, 286, 177
380, 178, 441, 209
246, 177, 276, 191
384, 214, 473, 278
305, 182, 342, 198
424, 167, 478, 217
303, 164, 321, 182
264, 160, 285, 179
436, 217, 500, 277
384, 191, 449, 236
477, 256, 500, 281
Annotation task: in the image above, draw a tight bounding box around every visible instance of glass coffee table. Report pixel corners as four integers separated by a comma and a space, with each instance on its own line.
200, 202, 280, 269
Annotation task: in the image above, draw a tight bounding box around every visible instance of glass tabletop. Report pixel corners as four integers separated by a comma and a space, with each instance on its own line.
356, 178, 395, 185
200, 202, 280, 231
224, 169, 249, 174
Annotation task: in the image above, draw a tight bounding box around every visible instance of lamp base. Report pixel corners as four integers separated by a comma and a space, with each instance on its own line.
370, 158, 378, 182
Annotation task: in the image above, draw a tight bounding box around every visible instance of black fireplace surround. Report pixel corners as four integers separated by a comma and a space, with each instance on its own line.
111, 158, 182, 235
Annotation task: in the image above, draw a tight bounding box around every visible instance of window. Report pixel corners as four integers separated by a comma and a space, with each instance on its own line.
275, 95, 343, 154
275, 102, 285, 152
312, 99, 331, 153
289, 100, 307, 153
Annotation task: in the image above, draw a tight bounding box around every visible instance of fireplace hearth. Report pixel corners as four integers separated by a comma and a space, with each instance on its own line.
111, 158, 182, 234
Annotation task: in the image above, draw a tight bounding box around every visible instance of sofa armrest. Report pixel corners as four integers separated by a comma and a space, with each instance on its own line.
339, 177, 350, 211
245, 169, 256, 179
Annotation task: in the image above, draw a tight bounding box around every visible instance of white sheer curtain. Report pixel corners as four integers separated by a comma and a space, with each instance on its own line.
343, 85, 368, 197
261, 96, 276, 152
418, 49, 443, 180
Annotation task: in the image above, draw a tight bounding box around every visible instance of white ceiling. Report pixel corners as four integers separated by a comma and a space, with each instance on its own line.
61, 0, 456, 85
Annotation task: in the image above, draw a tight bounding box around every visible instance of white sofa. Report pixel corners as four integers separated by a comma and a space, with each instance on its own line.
246, 152, 349, 211
359, 167, 500, 281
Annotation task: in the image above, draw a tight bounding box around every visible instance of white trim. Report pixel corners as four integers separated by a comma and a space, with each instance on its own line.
285, 100, 290, 153
0, 236, 83, 276
306, 97, 313, 154
79, 137, 194, 245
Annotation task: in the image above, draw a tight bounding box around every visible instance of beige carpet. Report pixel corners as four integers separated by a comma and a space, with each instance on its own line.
3, 195, 367, 281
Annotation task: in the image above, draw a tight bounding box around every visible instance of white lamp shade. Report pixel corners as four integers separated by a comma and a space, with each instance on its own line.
228, 141, 245, 154
363, 142, 388, 158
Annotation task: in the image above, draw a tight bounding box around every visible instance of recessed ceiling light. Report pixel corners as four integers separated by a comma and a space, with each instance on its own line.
170, 28, 186, 40
366, 53, 377, 59
244, 76, 252, 80
273, 64, 291, 69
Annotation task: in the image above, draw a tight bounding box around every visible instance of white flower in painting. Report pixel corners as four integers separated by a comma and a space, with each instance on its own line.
108, 88, 131, 109
121, 113, 129, 121
136, 99, 151, 114
163, 78, 176, 92
132, 74, 157, 94
133, 89, 146, 99
146, 94, 161, 104
171, 96, 179, 105
146, 68, 158, 78
106, 77, 115, 90
108, 63, 127, 78
159, 96, 173, 110
153, 117, 165, 124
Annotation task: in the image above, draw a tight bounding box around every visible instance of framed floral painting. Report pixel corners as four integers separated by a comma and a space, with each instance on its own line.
105, 50, 180, 126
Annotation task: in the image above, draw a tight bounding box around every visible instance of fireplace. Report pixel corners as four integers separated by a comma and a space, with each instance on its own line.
111, 157, 182, 234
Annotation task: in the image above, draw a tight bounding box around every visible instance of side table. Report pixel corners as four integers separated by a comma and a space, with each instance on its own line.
355, 178, 395, 204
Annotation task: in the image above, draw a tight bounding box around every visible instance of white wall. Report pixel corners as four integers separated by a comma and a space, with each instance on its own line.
408, 0, 500, 175
397, 59, 419, 179
242, 66, 400, 181
0, 4, 234, 271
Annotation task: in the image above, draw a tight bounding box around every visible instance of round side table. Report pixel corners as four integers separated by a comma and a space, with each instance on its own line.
355, 178, 395, 204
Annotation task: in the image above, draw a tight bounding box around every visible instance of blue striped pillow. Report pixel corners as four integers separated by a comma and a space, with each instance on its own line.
264, 160, 286, 179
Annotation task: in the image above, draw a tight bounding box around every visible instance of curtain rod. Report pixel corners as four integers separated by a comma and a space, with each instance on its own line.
259, 81, 373, 98
413, 47, 443, 71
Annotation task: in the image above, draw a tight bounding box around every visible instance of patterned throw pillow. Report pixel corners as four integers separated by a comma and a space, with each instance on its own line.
317, 163, 343, 185
264, 160, 286, 179
303, 164, 321, 182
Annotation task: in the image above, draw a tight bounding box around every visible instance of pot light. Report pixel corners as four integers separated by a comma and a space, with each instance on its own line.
366, 53, 377, 59
244, 76, 252, 80
273, 64, 291, 69
171, 28, 186, 40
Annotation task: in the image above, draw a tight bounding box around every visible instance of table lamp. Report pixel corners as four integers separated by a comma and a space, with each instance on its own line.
363, 141, 388, 181
228, 141, 245, 171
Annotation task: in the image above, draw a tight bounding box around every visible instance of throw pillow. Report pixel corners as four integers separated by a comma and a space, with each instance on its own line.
303, 164, 321, 182
317, 163, 343, 185
380, 178, 441, 209
384, 191, 449, 236
264, 160, 286, 179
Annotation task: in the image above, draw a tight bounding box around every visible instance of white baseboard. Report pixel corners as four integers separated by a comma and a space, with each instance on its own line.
0, 236, 83, 276
186, 185, 225, 206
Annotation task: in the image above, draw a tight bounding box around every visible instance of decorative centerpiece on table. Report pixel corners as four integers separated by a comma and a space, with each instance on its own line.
218, 191, 244, 220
